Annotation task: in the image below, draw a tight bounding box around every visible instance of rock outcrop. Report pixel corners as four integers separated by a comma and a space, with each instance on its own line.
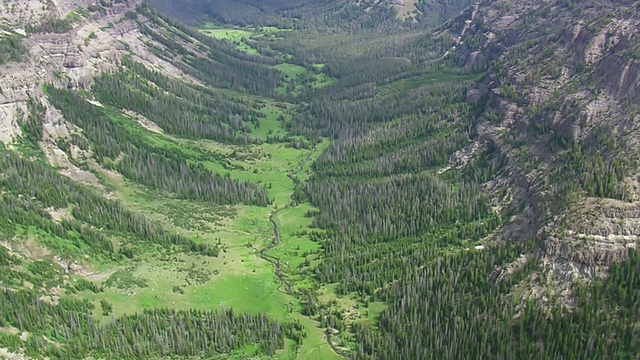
446, 0, 640, 307
0, 0, 204, 188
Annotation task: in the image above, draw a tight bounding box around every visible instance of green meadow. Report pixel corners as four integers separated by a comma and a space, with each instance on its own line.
9, 24, 344, 358
274, 63, 335, 95
68, 96, 342, 359
200, 28, 260, 54
199, 26, 334, 95
199, 24, 290, 55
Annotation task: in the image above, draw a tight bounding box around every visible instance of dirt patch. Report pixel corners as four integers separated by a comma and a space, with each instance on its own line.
123, 109, 164, 134
38, 295, 58, 306
0, 327, 20, 336
45, 207, 73, 223
13, 236, 51, 260
393, 0, 418, 20
84, 268, 118, 283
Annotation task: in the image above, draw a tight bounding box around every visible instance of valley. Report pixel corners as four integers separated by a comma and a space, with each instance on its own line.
0, 0, 639, 359
0, 2, 383, 357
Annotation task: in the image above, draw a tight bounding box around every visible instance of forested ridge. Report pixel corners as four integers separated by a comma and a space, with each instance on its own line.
0, 148, 217, 258
353, 246, 639, 359
47, 87, 270, 206
0, 0, 639, 358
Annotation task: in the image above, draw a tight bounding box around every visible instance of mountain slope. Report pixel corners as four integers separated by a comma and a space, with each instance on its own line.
335, 1, 640, 357
0, 1, 315, 358
448, 0, 640, 305
229, 0, 639, 357
147, 0, 474, 28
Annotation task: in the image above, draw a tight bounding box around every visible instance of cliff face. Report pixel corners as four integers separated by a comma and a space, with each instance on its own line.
0, 0, 206, 191
449, 0, 640, 307
1, 1, 129, 143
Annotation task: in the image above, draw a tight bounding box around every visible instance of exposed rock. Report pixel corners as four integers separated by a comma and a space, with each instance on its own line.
45, 207, 73, 223
53, 255, 89, 276
123, 109, 164, 134
41, 141, 102, 187
0, 0, 200, 152
0, 102, 25, 143
0, 348, 31, 360
444, 0, 640, 307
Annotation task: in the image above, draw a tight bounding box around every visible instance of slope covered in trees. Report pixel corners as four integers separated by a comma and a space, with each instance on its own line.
0, 1, 314, 358
0, 288, 303, 358
238, 0, 639, 357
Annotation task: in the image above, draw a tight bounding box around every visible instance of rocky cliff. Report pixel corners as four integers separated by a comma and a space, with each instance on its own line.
0, 0, 204, 183
448, 0, 640, 307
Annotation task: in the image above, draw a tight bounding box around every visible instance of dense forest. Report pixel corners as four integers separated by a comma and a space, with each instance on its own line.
0, 288, 304, 358
0, 147, 218, 258
47, 87, 270, 206
257, 1, 638, 358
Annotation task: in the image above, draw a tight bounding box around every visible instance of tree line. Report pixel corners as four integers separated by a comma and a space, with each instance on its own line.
0, 147, 217, 257
0, 288, 305, 358
47, 87, 270, 207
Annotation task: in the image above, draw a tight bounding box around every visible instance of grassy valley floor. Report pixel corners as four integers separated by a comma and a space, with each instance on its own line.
70, 98, 343, 359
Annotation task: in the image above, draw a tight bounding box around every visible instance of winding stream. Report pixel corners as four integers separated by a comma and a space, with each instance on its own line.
257, 144, 350, 358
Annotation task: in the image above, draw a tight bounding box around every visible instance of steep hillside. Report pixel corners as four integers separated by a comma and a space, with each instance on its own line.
147, 0, 473, 28
327, 1, 639, 357
449, 0, 640, 306
148, 0, 322, 26
223, 0, 638, 358
0, 1, 318, 358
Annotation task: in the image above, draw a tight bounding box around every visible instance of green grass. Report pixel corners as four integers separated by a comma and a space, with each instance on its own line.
18, 64, 342, 358
200, 28, 260, 55
199, 25, 335, 95
104, 107, 203, 158
267, 204, 321, 271
273, 63, 335, 95
201, 28, 253, 41
199, 142, 310, 207
82, 231, 289, 315
251, 105, 289, 141
274, 63, 307, 78
294, 315, 343, 360
362, 301, 387, 326
191, 273, 289, 318
71, 105, 342, 358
